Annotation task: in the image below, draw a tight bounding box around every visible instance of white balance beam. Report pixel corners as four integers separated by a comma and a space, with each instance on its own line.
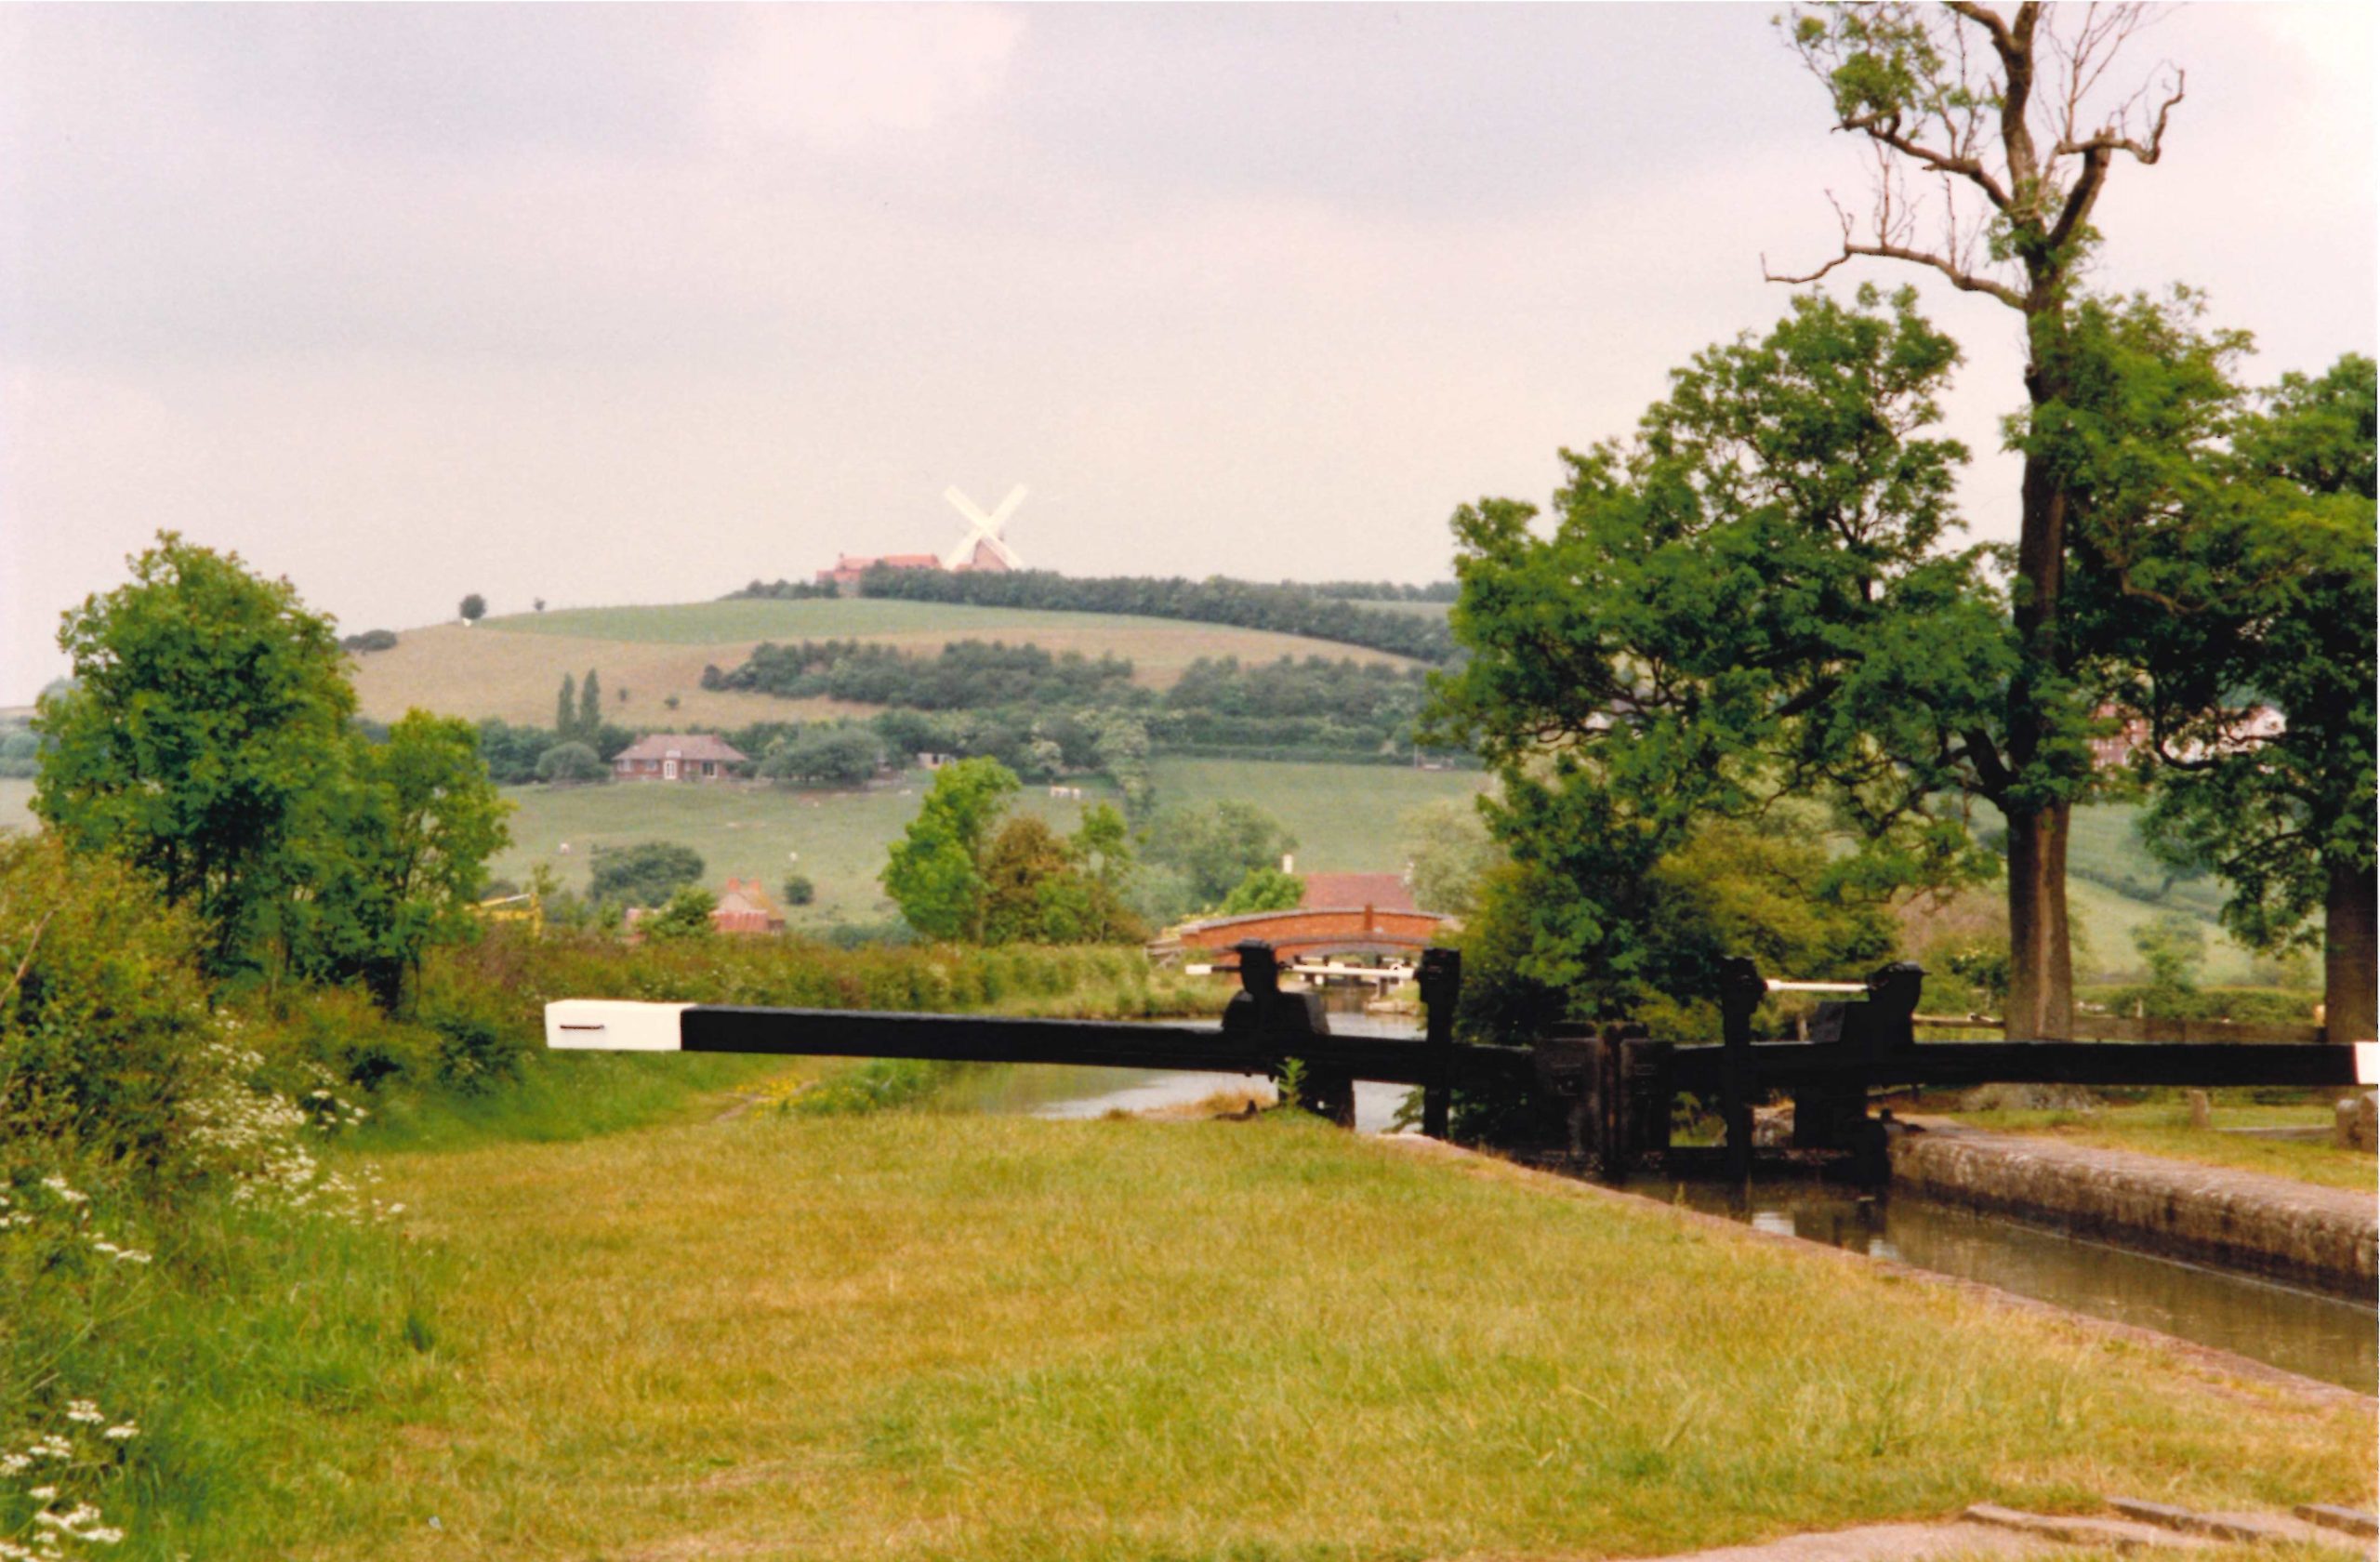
546, 999, 690, 1052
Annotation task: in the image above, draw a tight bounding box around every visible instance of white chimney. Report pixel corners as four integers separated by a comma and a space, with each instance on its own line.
1281, 854, 1295, 874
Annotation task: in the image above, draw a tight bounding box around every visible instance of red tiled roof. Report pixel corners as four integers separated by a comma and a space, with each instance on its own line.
1298, 873, 1418, 914
613, 733, 748, 764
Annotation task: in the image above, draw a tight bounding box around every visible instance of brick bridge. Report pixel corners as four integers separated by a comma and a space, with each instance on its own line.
1157, 905, 1456, 964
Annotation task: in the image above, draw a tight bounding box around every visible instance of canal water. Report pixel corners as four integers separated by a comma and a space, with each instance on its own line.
948, 1013, 2378, 1394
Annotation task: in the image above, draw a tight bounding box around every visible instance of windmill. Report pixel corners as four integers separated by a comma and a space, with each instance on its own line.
942, 484, 1026, 572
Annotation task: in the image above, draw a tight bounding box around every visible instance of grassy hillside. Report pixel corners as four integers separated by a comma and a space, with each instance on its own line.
350, 599, 1419, 726
492, 758, 1489, 924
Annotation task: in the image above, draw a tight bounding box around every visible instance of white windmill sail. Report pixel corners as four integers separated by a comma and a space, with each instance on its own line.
942, 484, 1027, 571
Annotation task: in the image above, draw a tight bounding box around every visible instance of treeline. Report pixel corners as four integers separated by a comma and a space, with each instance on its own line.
1303, 580, 1458, 602
703, 639, 1136, 708
838, 565, 1458, 664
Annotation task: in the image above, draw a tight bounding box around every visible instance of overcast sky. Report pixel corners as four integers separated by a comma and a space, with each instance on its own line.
3, 3, 2372, 703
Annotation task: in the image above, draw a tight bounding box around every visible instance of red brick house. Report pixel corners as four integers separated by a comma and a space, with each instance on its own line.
612, 734, 747, 782
710, 879, 787, 935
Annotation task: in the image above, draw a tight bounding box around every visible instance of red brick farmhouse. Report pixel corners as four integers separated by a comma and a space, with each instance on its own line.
612, 734, 747, 782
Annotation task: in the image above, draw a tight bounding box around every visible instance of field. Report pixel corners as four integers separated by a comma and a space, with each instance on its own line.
492, 758, 1491, 923
326, 1109, 2371, 1560
0, 777, 31, 831
349, 599, 1421, 726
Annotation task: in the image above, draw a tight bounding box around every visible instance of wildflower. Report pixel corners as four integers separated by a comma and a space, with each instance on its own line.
28, 1486, 57, 1501
64, 1401, 103, 1424
102, 1424, 139, 1441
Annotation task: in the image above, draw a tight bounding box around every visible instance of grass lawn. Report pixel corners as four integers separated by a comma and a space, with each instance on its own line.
1145, 756, 1491, 876
1943, 1096, 2376, 1191
351, 600, 1419, 726
493, 760, 1493, 925
339, 1113, 2370, 1561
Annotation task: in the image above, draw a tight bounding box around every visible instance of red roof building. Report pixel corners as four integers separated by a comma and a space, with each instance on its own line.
710, 879, 787, 935
815, 553, 945, 590
1298, 873, 1419, 915
612, 733, 748, 782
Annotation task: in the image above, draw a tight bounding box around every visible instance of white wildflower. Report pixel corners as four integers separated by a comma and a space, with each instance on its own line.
102, 1424, 139, 1441
27, 1485, 56, 1500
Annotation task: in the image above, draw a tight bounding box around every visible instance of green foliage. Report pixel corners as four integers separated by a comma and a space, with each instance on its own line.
837, 564, 1458, 663
711, 639, 1135, 708
578, 668, 602, 740
35, 533, 357, 974
758, 724, 884, 788
536, 741, 607, 785
284, 713, 512, 1012
1398, 797, 1499, 918
1428, 291, 2002, 1007
2131, 913, 2207, 999
880, 758, 1020, 942
339, 628, 399, 654
0, 731, 37, 781
1143, 800, 1299, 908
1091, 711, 1156, 818
588, 841, 706, 909
0, 838, 217, 1171
460, 592, 486, 621
1218, 867, 1303, 915
556, 671, 575, 738
642, 886, 719, 943
782, 873, 815, 907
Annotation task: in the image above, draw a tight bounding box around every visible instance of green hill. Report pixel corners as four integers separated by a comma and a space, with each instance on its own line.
349, 599, 1421, 727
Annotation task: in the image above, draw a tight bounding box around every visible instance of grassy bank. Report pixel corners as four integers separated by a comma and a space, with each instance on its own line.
1943, 1094, 2374, 1191
325, 1111, 2371, 1562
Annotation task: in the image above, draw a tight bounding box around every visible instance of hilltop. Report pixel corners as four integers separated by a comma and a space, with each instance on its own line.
348, 597, 1424, 727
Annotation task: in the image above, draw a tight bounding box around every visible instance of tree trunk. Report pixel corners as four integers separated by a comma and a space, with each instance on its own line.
2003, 803, 2074, 1039
2325, 857, 2376, 1043
2003, 377, 2077, 1040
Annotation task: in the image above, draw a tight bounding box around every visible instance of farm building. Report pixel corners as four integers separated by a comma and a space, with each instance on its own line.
814, 553, 945, 591
612, 733, 747, 782
710, 879, 787, 935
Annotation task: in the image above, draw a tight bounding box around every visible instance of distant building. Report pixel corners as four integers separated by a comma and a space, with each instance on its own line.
710, 879, 786, 935
613, 733, 748, 782
2089, 704, 2284, 771
1298, 873, 1421, 916
815, 553, 945, 591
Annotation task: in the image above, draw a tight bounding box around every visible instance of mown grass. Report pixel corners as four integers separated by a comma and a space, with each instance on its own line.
1945, 1095, 2375, 1191
324, 1113, 2372, 1562
349, 601, 1417, 726
1144, 756, 1492, 877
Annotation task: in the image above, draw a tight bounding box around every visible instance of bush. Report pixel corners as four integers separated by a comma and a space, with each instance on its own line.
589, 842, 705, 909
0, 837, 218, 1171
642, 886, 718, 942
783, 873, 816, 907
339, 629, 399, 654
536, 741, 607, 785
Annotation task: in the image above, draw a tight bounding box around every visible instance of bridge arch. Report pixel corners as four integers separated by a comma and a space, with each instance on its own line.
1154, 905, 1457, 965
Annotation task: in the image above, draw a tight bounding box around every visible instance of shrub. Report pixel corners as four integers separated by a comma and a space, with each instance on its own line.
0, 837, 217, 1171
643, 886, 718, 943
589, 842, 705, 908
783, 873, 815, 907
536, 741, 607, 785
339, 629, 400, 654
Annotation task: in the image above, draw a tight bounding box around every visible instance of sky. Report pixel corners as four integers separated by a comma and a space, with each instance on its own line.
3, 3, 2373, 703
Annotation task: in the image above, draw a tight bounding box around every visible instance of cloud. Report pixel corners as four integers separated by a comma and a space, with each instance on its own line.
706, 6, 1025, 152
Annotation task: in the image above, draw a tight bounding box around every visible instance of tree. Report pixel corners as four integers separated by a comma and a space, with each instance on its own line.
2113, 351, 2378, 1037
881, 758, 1019, 941
1091, 711, 1155, 819
589, 841, 706, 908
1772, 3, 2189, 1038
536, 741, 607, 785
460, 593, 487, 623
1397, 797, 1500, 919
291, 712, 512, 1010
557, 672, 577, 738
982, 815, 1081, 944
35, 533, 356, 974
579, 668, 602, 737
1425, 290, 2003, 1007
759, 725, 884, 788
1068, 803, 1145, 943
1219, 866, 1303, 915
534, 598, 547, 613
643, 885, 719, 942
1143, 800, 1300, 908
782, 872, 815, 907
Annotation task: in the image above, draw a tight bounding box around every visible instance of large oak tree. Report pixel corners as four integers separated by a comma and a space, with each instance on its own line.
1772, 2, 2186, 1037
